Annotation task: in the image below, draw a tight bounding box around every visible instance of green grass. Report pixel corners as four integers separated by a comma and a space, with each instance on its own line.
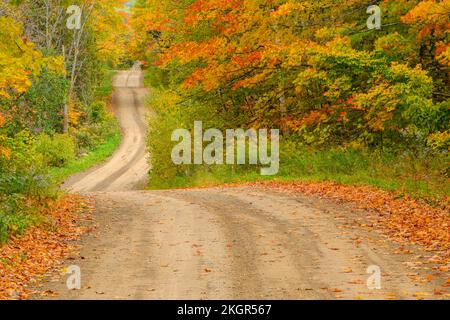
148, 147, 449, 202
49, 129, 121, 184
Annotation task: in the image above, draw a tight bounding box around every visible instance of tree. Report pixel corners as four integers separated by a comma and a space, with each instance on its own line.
132, 0, 448, 151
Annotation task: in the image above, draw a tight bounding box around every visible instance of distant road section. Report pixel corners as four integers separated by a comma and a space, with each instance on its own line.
64, 68, 149, 192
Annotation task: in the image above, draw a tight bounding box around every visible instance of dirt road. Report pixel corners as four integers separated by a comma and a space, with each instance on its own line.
64, 68, 149, 192
43, 69, 444, 300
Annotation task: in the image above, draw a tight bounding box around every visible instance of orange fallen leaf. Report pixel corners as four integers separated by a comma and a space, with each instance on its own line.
434, 289, 445, 295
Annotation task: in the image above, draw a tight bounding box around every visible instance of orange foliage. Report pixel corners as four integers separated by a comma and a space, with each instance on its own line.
0, 195, 93, 300
0, 112, 5, 128
402, 0, 450, 39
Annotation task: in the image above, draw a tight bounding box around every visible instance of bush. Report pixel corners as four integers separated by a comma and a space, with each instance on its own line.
0, 130, 54, 243
35, 133, 76, 167
0, 131, 48, 195
88, 101, 109, 123
73, 115, 117, 154
0, 195, 35, 243
147, 88, 245, 186
72, 100, 118, 154
22, 70, 69, 134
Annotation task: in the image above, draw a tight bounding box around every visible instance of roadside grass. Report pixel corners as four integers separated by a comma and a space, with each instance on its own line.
49, 129, 121, 184
148, 147, 449, 204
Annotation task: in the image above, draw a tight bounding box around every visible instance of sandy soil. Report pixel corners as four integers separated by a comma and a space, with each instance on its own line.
39, 69, 446, 300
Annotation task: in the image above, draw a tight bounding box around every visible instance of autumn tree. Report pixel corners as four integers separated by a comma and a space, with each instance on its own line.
2, 0, 130, 132
132, 0, 448, 153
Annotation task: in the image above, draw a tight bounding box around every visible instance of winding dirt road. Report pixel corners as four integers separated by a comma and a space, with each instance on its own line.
42, 69, 445, 300
64, 68, 149, 192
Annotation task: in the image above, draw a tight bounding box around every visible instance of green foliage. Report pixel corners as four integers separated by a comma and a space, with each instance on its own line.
0, 131, 53, 243
94, 70, 117, 101
149, 137, 449, 201
73, 101, 119, 153
49, 126, 121, 184
21, 70, 69, 134
147, 89, 191, 185
147, 87, 243, 186
35, 133, 76, 167
0, 195, 37, 243
0, 0, 125, 243
0, 93, 120, 243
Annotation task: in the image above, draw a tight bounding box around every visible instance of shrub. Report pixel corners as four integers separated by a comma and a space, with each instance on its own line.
0, 130, 53, 242
35, 133, 76, 167
0, 131, 48, 195
73, 114, 117, 153
22, 70, 69, 134
73, 100, 118, 153
0, 195, 35, 243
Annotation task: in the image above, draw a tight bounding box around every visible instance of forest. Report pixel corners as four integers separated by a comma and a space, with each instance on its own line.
130, 0, 449, 197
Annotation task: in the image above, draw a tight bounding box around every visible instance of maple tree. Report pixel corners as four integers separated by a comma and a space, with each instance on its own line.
0, 16, 44, 100
402, 0, 450, 68
132, 0, 448, 152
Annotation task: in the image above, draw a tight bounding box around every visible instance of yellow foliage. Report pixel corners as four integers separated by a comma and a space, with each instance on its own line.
0, 145, 11, 160
427, 130, 450, 152
436, 42, 450, 67
43, 56, 66, 76
0, 112, 10, 159
67, 100, 83, 127
402, 0, 450, 36
91, 0, 130, 66
0, 17, 43, 99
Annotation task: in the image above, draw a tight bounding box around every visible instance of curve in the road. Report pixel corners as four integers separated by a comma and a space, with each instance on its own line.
64, 70, 149, 193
